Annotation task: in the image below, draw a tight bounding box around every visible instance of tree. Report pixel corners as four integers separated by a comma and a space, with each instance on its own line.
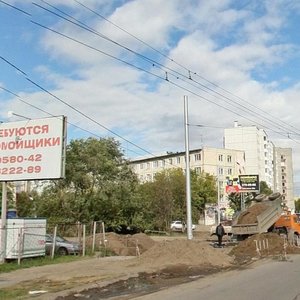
191, 171, 218, 216
137, 169, 218, 231
295, 198, 300, 213
137, 169, 185, 230
35, 137, 140, 227
259, 181, 273, 195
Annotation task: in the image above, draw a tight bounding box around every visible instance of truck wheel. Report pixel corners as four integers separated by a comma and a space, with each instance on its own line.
254, 194, 266, 202
268, 192, 281, 200
294, 234, 299, 246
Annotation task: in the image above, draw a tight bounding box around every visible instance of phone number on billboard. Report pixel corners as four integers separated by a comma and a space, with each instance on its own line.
0, 166, 41, 175
0, 154, 42, 164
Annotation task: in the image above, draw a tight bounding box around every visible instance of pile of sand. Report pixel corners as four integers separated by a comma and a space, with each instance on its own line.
230, 232, 300, 262
138, 239, 233, 268
99, 232, 155, 256
237, 203, 269, 224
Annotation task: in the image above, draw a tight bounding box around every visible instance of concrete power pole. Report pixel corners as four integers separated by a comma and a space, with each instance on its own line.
184, 95, 193, 240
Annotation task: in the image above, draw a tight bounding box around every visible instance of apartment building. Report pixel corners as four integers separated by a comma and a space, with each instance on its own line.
130, 147, 245, 209
224, 122, 295, 211
274, 147, 294, 211
224, 121, 275, 190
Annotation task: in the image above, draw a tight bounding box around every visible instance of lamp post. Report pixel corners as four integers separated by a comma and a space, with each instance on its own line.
184, 95, 193, 240
217, 167, 221, 224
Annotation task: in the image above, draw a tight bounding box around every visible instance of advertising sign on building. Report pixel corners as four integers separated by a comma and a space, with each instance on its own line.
238, 175, 259, 192
225, 177, 240, 194
0, 116, 66, 181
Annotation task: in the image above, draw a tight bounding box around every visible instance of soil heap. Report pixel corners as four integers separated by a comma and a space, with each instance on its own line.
236, 202, 269, 224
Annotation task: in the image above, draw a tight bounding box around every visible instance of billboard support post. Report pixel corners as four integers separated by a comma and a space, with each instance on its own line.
0, 181, 7, 264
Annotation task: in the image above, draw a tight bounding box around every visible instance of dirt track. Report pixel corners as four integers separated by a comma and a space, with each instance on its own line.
0, 231, 299, 299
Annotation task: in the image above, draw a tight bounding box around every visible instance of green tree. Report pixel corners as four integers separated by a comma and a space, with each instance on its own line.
259, 181, 273, 195
35, 137, 139, 227
191, 171, 218, 216
295, 198, 300, 213
138, 169, 185, 230
137, 169, 218, 231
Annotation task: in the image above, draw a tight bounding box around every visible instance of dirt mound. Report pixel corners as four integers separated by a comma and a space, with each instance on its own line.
103, 232, 155, 256
137, 239, 233, 268
237, 203, 269, 224
230, 232, 300, 263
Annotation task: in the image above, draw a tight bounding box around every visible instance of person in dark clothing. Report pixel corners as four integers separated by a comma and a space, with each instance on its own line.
215, 223, 225, 247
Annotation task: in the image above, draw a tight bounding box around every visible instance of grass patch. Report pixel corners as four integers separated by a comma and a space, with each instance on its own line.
0, 287, 28, 300
0, 255, 82, 274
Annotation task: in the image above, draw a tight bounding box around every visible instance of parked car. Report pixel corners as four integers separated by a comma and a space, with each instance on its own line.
45, 234, 81, 256
170, 221, 196, 231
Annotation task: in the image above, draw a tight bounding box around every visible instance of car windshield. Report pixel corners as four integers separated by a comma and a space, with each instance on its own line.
55, 236, 67, 242
46, 235, 67, 243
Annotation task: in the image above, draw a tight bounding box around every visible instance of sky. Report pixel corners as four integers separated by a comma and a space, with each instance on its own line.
1, 0, 300, 193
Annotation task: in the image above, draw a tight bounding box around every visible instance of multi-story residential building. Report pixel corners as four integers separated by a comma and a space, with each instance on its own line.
224, 121, 295, 211
224, 121, 275, 190
130, 147, 245, 209
274, 147, 294, 211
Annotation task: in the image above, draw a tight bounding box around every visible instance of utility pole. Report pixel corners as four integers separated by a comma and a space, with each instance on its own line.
217, 168, 221, 224
184, 95, 193, 240
0, 182, 7, 263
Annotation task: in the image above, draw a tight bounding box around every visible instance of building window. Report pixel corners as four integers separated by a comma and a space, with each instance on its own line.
218, 168, 223, 175
153, 161, 158, 168
161, 160, 165, 167
195, 153, 201, 161
228, 168, 232, 175
282, 176, 285, 180
227, 155, 232, 163
177, 157, 181, 164
218, 154, 223, 162
282, 182, 285, 187
195, 167, 201, 174
169, 158, 173, 165
147, 162, 151, 169
140, 163, 144, 170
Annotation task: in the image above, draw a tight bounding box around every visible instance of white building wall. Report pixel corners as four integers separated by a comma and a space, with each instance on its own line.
224, 123, 274, 190
274, 147, 294, 212
130, 147, 245, 209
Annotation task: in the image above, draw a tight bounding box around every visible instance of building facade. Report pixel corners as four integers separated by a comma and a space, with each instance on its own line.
274, 147, 294, 211
224, 122, 295, 211
224, 121, 275, 190
130, 147, 245, 209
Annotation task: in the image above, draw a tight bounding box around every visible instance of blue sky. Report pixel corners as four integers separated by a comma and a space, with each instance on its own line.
1, 0, 300, 192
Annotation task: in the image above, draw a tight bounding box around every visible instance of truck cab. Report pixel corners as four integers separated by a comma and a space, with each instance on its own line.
274, 213, 300, 235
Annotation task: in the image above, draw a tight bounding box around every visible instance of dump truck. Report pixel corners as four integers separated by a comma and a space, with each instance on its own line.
274, 213, 300, 235
231, 192, 283, 238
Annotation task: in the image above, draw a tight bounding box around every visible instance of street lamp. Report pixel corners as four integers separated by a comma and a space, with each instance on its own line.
184, 95, 193, 240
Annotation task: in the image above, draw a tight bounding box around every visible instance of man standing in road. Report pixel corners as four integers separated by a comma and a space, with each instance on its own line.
215, 223, 225, 247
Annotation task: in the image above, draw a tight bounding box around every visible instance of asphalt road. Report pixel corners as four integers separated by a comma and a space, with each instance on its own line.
132, 254, 300, 300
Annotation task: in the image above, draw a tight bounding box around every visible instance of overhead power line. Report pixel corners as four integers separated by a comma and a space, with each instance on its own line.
32, 1, 300, 139
0, 0, 31, 16
2, 1, 300, 153
0, 86, 144, 156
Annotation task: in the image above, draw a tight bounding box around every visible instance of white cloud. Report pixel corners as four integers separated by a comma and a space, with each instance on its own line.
2, 0, 300, 192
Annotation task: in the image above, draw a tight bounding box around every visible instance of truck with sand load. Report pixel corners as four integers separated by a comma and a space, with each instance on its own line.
231, 192, 284, 238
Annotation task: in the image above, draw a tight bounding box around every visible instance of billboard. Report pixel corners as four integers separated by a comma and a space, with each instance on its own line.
0, 116, 66, 181
238, 175, 259, 192
225, 175, 260, 193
